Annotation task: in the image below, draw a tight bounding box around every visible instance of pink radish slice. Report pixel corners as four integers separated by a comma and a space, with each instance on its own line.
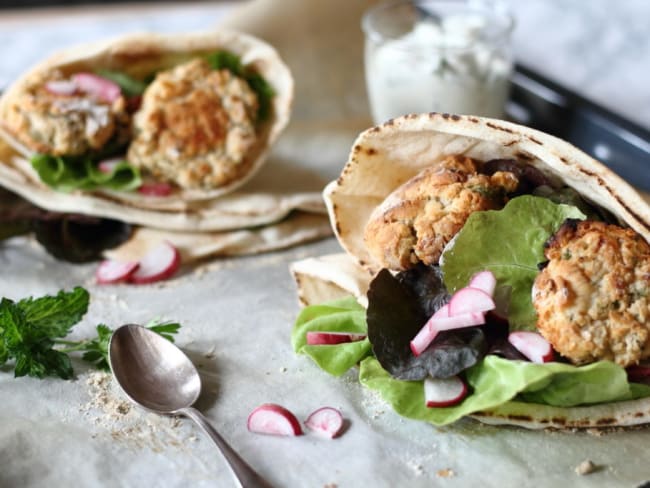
306, 331, 366, 345
138, 182, 174, 197
410, 304, 450, 356
410, 322, 438, 356
468, 270, 497, 297
45, 80, 77, 96
448, 287, 495, 316
247, 404, 303, 436
304, 407, 344, 438
97, 158, 124, 174
424, 376, 468, 407
427, 311, 486, 332
71, 73, 121, 103
129, 241, 180, 284
508, 331, 554, 363
95, 259, 139, 284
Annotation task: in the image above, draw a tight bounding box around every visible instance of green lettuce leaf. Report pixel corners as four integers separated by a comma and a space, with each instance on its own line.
359, 355, 642, 426
31, 154, 141, 193
441, 195, 585, 330
292, 297, 371, 376
95, 69, 148, 97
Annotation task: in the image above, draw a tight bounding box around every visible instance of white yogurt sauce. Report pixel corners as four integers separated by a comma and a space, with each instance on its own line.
365, 14, 512, 123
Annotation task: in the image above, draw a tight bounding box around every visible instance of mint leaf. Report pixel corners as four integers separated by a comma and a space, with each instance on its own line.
441, 196, 585, 330
17, 286, 89, 338
0, 296, 75, 379
14, 344, 73, 379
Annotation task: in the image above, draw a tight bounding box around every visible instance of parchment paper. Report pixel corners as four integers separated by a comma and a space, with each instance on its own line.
2, 1, 650, 488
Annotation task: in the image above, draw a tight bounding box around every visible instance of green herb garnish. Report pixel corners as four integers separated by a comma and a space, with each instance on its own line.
206, 50, 275, 122
31, 154, 141, 193
0, 287, 181, 379
95, 69, 149, 97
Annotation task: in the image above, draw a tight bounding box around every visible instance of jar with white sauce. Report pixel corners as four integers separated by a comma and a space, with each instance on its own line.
362, 0, 514, 124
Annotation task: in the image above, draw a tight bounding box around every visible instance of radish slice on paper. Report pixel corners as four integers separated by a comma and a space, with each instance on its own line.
306, 331, 366, 346
95, 259, 139, 284
129, 241, 181, 284
45, 80, 77, 96
448, 287, 495, 316
71, 73, 121, 103
508, 331, 554, 363
468, 270, 497, 297
304, 407, 344, 438
424, 376, 468, 407
138, 182, 174, 197
247, 404, 303, 436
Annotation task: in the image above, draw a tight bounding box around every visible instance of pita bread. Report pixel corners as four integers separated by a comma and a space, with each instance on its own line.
292, 113, 650, 429
0, 30, 305, 230
324, 113, 650, 272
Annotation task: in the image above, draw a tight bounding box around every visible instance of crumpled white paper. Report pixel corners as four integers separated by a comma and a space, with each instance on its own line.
1, 1, 649, 487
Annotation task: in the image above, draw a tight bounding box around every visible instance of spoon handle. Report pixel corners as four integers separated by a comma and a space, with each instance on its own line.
180, 407, 274, 488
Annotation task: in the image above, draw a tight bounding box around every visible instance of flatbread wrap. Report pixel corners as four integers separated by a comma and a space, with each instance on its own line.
291, 112, 650, 429
0, 30, 305, 232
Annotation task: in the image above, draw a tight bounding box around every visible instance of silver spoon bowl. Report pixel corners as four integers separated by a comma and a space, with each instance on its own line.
109, 324, 272, 488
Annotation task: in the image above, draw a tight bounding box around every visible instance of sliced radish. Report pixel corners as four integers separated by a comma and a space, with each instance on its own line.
95, 259, 139, 284
410, 304, 450, 356
508, 331, 554, 363
410, 322, 439, 356
129, 241, 180, 284
45, 79, 77, 96
71, 73, 121, 103
428, 311, 486, 332
306, 331, 366, 346
247, 403, 303, 436
138, 182, 174, 197
304, 407, 344, 438
98, 157, 124, 174
424, 376, 468, 407
468, 270, 497, 297
448, 287, 495, 316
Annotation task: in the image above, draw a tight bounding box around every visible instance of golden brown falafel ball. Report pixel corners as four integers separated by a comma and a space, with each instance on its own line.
533, 220, 650, 367
3, 70, 130, 156
363, 155, 519, 270
127, 58, 259, 190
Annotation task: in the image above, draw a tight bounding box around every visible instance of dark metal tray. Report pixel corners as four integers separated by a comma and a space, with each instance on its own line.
506, 64, 650, 191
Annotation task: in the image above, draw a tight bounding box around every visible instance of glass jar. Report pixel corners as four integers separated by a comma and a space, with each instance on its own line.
362, 0, 514, 124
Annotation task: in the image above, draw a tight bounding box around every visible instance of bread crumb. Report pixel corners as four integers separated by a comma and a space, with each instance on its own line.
436, 468, 455, 478
575, 460, 598, 475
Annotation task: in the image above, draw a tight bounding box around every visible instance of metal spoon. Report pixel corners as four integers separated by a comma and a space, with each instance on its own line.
108, 323, 272, 488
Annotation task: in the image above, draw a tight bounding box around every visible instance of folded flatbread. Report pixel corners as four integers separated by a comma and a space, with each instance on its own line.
0, 30, 322, 232
291, 112, 650, 429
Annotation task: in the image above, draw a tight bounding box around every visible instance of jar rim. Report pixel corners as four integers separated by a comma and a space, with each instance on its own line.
362, 0, 515, 51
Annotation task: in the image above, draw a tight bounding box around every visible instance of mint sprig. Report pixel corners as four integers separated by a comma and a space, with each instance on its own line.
0, 287, 181, 379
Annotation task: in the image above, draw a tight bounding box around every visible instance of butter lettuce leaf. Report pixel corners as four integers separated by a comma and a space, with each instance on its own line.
31, 154, 141, 192
292, 296, 371, 376
359, 355, 643, 426
441, 196, 585, 330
